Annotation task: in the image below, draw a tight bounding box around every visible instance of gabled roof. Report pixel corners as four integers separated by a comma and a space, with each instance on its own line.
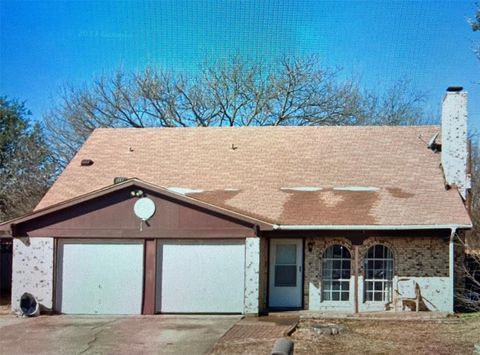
34, 126, 471, 228
0, 178, 271, 236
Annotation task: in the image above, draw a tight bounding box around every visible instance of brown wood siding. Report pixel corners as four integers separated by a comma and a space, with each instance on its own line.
142, 239, 157, 315
15, 187, 256, 239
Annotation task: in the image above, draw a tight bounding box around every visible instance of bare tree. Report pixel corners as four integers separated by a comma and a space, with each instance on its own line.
470, 4, 480, 32
472, 141, 480, 245
45, 55, 428, 167
455, 6, 480, 311
470, 4, 480, 59
356, 80, 430, 126
456, 241, 479, 312
456, 141, 480, 311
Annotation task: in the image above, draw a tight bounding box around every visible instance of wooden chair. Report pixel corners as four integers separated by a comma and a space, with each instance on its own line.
393, 278, 420, 312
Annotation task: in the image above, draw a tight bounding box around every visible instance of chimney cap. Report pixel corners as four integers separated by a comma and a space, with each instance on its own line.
446, 86, 463, 92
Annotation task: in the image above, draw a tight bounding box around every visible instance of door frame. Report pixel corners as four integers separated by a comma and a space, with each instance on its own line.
0, 239, 13, 302
268, 238, 304, 309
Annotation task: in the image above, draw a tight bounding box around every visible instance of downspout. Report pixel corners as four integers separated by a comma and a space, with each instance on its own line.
449, 227, 457, 313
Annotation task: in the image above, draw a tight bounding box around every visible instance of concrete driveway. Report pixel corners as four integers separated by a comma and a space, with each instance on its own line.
0, 314, 241, 354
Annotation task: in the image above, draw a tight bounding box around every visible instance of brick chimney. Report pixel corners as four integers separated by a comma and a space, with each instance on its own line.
441, 86, 470, 200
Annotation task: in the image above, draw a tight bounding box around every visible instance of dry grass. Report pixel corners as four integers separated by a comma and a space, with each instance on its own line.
293, 315, 480, 355
212, 314, 480, 355
211, 339, 276, 355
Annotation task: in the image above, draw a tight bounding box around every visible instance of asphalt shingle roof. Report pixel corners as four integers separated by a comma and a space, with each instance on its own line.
36, 126, 471, 226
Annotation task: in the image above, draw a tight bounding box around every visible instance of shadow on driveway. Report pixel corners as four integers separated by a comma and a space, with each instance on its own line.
0, 314, 241, 354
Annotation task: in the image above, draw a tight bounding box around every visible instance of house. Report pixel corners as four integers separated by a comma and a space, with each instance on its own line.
0, 87, 472, 315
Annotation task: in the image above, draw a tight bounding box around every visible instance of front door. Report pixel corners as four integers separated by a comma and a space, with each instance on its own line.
269, 239, 303, 308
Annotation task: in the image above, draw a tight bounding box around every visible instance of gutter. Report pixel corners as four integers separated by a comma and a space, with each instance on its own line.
272, 224, 472, 231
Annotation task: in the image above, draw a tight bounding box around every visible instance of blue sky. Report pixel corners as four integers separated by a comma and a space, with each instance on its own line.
1, 1, 479, 136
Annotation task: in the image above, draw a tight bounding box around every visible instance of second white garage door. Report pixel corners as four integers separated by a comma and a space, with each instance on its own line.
156, 240, 245, 313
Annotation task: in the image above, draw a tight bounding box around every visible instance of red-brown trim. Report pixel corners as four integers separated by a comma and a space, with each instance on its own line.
260, 229, 453, 239
354, 245, 359, 314
22, 228, 256, 239
142, 239, 157, 315
301, 237, 305, 310
52, 238, 60, 314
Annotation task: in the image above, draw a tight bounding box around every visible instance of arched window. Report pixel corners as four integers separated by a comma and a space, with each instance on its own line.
364, 244, 394, 302
322, 245, 351, 301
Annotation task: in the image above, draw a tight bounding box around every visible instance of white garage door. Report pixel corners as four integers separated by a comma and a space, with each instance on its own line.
56, 240, 144, 315
156, 240, 245, 313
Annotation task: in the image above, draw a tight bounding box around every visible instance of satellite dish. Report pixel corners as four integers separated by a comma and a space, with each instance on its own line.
134, 197, 156, 221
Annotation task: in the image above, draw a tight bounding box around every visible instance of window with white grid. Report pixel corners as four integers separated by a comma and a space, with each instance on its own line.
322, 245, 351, 301
364, 244, 394, 302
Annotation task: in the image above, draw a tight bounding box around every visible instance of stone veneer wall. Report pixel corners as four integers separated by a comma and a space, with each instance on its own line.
441, 90, 469, 199
244, 237, 260, 315
304, 236, 453, 312
11, 238, 54, 314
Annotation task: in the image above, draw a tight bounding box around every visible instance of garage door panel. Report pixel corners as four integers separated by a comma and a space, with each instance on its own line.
157, 240, 245, 313
56, 240, 144, 315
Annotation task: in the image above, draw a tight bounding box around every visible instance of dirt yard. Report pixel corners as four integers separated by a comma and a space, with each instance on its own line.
212, 314, 480, 355
293, 314, 480, 355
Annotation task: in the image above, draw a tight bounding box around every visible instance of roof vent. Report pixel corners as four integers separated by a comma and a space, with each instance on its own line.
113, 177, 128, 184
446, 86, 463, 92
80, 159, 94, 166
427, 133, 441, 152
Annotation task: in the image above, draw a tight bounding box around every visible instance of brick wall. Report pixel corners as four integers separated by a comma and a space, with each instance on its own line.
304, 235, 452, 312
304, 237, 354, 310
359, 237, 448, 277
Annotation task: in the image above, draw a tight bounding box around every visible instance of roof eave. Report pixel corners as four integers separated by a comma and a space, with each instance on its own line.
272, 224, 473, 231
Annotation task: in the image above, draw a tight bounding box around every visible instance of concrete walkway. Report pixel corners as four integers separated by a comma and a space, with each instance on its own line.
0, 314, 240, 354
211, 315, 298, 354
220, 315, 298, 341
